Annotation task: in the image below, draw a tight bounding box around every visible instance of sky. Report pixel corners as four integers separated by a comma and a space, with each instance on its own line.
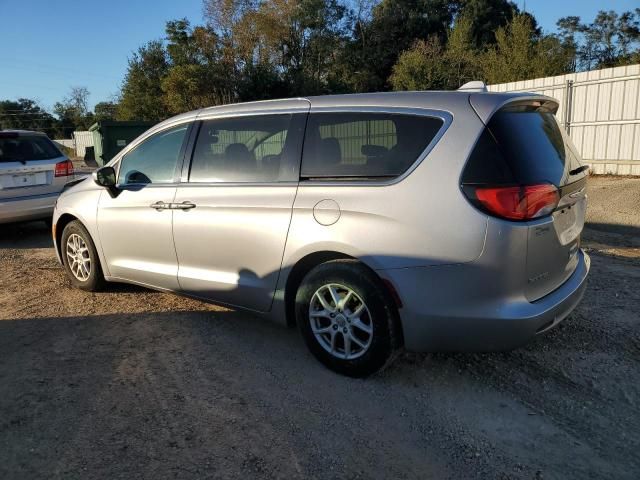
0, 0, 637, 111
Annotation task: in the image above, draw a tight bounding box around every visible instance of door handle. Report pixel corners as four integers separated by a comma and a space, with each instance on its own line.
150, 201, 169, 211
173, 201, 196, 210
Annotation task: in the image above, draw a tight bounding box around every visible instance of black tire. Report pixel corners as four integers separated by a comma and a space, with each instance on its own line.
43, 218, 52, 229
295, 260, 400, 377
61, 220, 105, 292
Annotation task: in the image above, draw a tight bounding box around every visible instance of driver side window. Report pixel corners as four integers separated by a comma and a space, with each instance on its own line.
118, 124, 188, 185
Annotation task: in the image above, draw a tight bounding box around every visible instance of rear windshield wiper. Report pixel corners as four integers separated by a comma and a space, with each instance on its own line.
569, 165, 589, 176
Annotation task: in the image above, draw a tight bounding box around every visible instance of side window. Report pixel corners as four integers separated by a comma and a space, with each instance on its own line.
301, 112, 444, 179
189, 114, 303, 183
118, 124, 188, 185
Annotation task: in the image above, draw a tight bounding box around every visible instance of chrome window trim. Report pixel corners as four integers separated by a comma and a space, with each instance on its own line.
300, 106, 453, 188
108, 106, 451, 189
174, 181, 300, 188
196, 104, 310, 122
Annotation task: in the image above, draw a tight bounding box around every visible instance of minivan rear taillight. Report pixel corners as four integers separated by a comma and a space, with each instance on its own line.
466, 184, 559, 221
55, 159, 74, 177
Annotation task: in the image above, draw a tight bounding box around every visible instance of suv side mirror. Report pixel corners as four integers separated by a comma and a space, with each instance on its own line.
92, 166, 119, 197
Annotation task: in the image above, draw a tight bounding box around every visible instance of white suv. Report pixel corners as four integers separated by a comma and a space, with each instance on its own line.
0, 130, 76, 226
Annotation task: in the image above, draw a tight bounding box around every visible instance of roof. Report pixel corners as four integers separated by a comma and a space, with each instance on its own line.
148, 89, 557, 136
0, 129, 48, 136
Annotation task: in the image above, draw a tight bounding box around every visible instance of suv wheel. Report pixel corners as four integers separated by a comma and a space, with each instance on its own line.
295, 260, 400, 377
61, 220, 105, 291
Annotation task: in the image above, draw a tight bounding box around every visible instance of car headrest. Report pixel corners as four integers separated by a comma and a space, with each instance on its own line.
319, 138, 341, 165
225, 143, 255, 170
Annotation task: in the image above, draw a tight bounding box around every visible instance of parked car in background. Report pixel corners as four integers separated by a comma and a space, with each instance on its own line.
0, 130, 76, 226
52, 87, 590, 377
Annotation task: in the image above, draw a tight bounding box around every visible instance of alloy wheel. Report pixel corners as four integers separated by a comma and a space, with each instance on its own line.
66, 233, 91, 282
309, 283, 373, 360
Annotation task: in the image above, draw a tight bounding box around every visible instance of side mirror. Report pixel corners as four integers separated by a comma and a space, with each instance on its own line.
92, 166, 119, 197
93, 166, 116, 187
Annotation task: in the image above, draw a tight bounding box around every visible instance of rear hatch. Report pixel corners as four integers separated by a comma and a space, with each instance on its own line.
462, 99, 588, 301
0, 132, 73, 200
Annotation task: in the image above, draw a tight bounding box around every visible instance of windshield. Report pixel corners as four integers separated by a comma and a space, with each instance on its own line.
0, 135, 62, 162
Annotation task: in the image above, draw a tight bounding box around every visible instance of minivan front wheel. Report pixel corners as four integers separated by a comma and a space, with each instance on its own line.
61, 220, 104, 291
296, 260, 400, 377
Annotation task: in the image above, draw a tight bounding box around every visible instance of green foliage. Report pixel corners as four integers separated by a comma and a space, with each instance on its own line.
117, 41, 171, 121
162, 64, 233, 112
338, 0, 458, 92
11, 1, 632, 133
390, 37, 447, 91
53, 86, 94, 136
481, 14, 571, 84
459, 0, 517, 46
390, 16, 480, 90
110, 3, 640, 119
557, 9, 640, 70
93, 102, 118, 122
0, 99, 57, 135
4, 3, 640, 135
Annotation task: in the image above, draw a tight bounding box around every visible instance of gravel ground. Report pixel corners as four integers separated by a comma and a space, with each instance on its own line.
0, 176, 639, 479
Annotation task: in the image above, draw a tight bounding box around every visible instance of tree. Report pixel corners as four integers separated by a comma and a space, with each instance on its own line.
111, 1, 638, 116
249, 0, 348, 94
117, 41, 171, 121
94, 102, 118, 121
389, 37, 446, 91
53, 86, 94, 137
481, 15, 571, 84
162, 19, 235, 111
0, 99, 58, 135
162, 64, 233, 112
390, 15, 480, 91
339, 0, 458, 92
557, 9, 640, 70
458, 0, 517, 47
442, 15, 480, 87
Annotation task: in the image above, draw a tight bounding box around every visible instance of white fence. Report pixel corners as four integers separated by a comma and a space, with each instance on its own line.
72, 131, 93, 158
53, 139, 74, 150
489, 64, 640, 176
53, 132, 94, 158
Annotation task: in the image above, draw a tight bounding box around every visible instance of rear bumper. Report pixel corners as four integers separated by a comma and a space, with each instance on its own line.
0, 192, 59, 224
380, 249, 590, 352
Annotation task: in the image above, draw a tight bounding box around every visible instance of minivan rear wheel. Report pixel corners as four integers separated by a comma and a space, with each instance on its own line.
61, 220, 104, 292
295, 260, 399, 377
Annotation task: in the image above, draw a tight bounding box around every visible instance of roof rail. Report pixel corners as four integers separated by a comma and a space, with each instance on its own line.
458, 81, 488, 92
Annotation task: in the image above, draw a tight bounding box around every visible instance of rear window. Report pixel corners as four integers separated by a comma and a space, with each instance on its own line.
301, 112, 443, 179
0, 135, 62, 163
462, 108, 585, 186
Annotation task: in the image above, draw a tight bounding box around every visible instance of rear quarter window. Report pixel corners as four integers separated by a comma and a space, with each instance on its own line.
301, 112, 444, 179
462, 108, 586, 187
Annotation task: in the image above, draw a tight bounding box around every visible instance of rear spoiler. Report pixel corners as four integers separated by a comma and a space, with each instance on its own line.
469, 94, 559, 125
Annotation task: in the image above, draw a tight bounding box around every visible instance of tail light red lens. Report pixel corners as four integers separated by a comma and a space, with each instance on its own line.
54, 160, 74, 177
471, 184, 560, 221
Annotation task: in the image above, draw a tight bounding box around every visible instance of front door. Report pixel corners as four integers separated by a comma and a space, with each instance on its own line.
97, 124, 189, 290
172, 110, 307, 311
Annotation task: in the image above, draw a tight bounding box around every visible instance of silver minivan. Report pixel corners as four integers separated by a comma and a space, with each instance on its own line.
0, 130, 75, 225
52, 89, 590, 376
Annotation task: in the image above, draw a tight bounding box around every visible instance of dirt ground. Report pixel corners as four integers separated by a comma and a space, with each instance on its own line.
0, 176, 639, 480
